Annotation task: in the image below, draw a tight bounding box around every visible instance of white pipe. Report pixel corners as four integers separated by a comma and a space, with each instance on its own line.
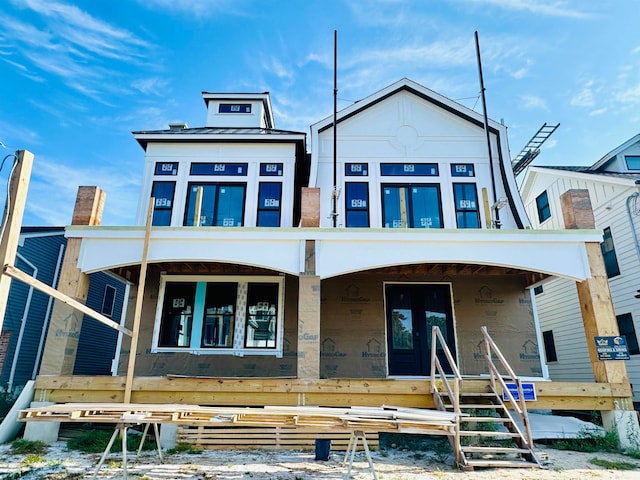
31, 243, 65, 379
111, 281, 131, 376
7, 252, 37, 390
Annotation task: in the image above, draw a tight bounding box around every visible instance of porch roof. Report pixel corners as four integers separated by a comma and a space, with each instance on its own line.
66, 226, 602, 281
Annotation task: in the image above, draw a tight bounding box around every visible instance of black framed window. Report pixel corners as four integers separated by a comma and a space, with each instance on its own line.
345, 163, 368, 176
257, 182, 282, 227
601, 227, 620, 278
533, 285, 544, 295
151, 181, 175, 226
616, 313, 640, 355
536, 190, 551, 223
453, 183, 480, 228
380, 163, 438, 176
382, 184, 442, 228
219, 104, 251, 113
542, 330, 558, 362
154, 162, 178, 176
190, 163, 248, 176
245, 283, 279, 349
451, 164, 475, 177
345, 183, 369, 227
260, 163, 283, 176
185, 183, 246, 227
101, 285, 117, 317
155, 277, 283, 354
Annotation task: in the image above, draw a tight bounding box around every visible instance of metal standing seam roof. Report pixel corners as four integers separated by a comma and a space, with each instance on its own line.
132, 127, 306, 136
535, 165, 640, 181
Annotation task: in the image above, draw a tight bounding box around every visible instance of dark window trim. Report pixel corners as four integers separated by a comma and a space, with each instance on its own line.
345, 182, 370, 228
616, 313, 640, 355
256, 182, 282, 227
536, 190, 551, 223
101, 285, 117, 317
601, 226, 620, 278
381, 183, 443, 229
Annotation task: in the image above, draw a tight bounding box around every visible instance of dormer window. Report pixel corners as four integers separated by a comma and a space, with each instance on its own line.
219, 104, 251, 114
625, 156, 640, 170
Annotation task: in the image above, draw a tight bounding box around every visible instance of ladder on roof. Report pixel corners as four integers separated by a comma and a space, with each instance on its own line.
511, 123, 560, 176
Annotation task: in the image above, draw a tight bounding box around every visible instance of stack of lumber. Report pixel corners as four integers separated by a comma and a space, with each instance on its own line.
19, 403, 457, 433
19, 403, 458, 450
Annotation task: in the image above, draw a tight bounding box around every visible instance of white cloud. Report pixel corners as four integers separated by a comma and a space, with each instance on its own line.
589, 107, 607, 116
2, 0, 158, 100
25, 157, 140, 226
521, 94, 549, 111
134, 0, 249, 17
457, 0, 593, 19
570, 82, 596, 107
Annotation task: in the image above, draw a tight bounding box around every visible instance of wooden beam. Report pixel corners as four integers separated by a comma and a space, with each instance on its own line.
3, 264, 131, 336
123, 198, 154, 403
0, 150, 33, 333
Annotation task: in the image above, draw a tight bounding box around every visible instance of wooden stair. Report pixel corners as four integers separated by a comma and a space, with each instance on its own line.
438, 387, 541, 469
430, 326, 542, 470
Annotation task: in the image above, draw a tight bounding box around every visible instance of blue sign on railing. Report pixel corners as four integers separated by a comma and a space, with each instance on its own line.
502, 382, 537, 401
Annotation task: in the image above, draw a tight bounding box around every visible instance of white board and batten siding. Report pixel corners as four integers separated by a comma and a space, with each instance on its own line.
522, 165, 640, 400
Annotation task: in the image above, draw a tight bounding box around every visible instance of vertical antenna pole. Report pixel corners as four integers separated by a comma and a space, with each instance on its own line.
475, 31, 500, 229
332, 29, 338, 228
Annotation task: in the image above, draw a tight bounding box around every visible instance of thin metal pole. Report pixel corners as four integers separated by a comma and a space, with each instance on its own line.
475, 31, 500, 229
332, 29, 338, 228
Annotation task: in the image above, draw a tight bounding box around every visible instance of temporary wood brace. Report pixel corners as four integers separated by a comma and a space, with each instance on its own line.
2, 264, 132, 336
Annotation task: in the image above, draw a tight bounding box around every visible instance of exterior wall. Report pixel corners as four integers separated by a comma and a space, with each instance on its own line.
319, 270, 541, 379
117, 272, 299, 377
523, 168, 640, 400
0, 232, 66, 390
73, 272, 127, 375
312, 87, 526, 230
136, 142, 298, 228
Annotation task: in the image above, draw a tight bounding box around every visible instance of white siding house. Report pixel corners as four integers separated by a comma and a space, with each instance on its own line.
520, 134, 640, 401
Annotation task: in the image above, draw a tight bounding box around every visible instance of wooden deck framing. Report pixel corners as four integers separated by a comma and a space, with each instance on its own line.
32, 375, 631, 411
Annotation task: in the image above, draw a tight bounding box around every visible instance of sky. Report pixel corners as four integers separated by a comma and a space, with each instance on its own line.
0, 0, 639, 226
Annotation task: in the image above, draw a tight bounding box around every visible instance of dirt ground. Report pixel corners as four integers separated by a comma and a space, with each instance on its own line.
1, 441, 640, 480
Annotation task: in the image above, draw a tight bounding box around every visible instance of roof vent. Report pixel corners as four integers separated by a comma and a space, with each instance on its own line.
168, 122, 188, 130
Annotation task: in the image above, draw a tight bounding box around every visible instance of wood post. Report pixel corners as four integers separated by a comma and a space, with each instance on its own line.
123, 198, 154, 403
38, 187, 105, 375
0, 150, 33, 333
297, 240, 321, 380
560, 188, 640, 447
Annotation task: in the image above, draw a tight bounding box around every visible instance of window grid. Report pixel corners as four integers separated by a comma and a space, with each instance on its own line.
345, 182, 369, 227
601, 227, 620, 278
151, 181, 175, 226
536, 191, 551, 223
453, 183, 480, 228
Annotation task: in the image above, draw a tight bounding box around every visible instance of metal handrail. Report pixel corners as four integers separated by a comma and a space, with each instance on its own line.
481, 326, 534, 449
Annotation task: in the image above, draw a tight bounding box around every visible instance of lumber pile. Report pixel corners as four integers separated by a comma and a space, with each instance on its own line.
19, 403, 458, 435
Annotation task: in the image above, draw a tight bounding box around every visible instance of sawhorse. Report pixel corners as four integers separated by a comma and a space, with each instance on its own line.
343, 430, 378, 480
91, 422, 163, 479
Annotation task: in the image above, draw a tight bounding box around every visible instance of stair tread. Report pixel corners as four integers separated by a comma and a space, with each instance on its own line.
464, 459, 540, 468
464, 416, 510, 422
461, 446, 530, 454
446, 404, 505, 409
459, 430, 520, 437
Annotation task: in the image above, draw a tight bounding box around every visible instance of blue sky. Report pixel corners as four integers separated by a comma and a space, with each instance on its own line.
0, 0, 638, 226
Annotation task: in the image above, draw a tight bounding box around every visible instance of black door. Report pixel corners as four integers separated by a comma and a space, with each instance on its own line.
385, 283, 456, 376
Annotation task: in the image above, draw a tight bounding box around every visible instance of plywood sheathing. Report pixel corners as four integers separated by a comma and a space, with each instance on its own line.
300, 187, 320, 227
39, 186, 105, 375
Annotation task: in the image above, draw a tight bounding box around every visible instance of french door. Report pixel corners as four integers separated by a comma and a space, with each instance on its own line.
385, 283, 456, 376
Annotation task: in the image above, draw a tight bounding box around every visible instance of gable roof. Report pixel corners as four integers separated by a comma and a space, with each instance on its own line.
589, 133, 640, 171
312, 78, 505, 135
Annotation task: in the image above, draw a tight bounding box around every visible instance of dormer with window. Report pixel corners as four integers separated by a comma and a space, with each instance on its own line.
132, 92, 307, 229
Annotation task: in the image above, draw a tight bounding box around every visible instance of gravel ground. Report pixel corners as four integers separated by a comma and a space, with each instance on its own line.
1, 440, 640, 479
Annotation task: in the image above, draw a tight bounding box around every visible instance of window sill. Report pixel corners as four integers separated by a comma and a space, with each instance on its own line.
151, 347, 283, 358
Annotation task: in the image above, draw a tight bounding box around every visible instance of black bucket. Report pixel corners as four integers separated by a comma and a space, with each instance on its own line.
314, 438, 331, 460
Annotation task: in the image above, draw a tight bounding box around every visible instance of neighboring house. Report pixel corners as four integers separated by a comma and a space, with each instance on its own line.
32, 79, 634, 437
520, 133, 640, 403
0, 227, 129, 392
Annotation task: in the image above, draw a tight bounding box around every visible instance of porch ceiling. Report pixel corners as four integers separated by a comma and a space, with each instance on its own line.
67, 226, 602, 282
